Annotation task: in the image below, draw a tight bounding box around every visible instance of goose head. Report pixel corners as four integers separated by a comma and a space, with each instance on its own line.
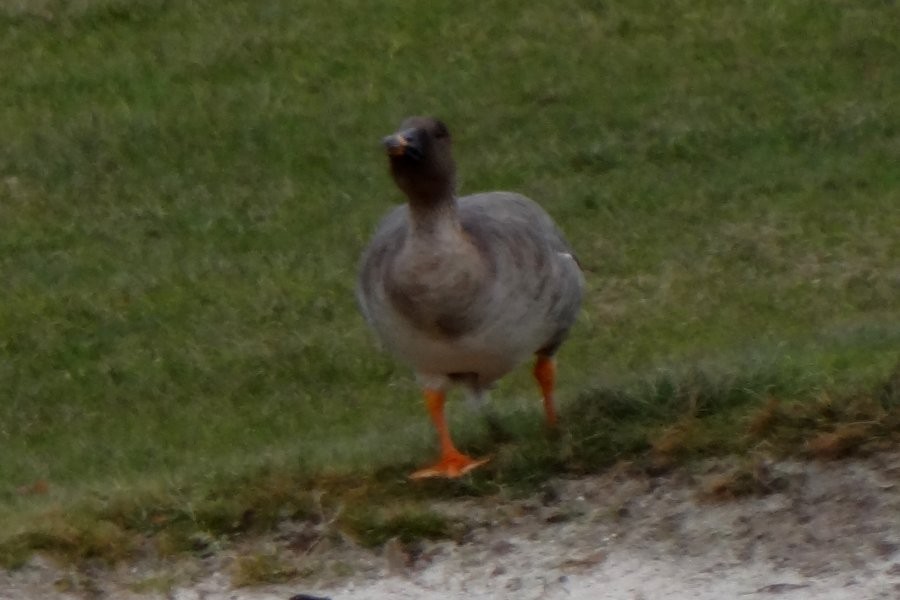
382, 116, 457, 206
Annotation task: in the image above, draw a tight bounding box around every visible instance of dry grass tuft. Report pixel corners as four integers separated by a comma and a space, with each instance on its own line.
651, 418, 697, 456
230, 551, 306, 588
747, 396, 782, 437
805, 424, 874, 460
699, 460, 786, 502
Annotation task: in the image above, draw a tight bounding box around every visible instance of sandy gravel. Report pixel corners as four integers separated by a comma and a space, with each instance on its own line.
4, 453, 900, 600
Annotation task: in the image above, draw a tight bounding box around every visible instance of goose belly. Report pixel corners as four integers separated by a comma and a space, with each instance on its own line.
375, 307, 548, 383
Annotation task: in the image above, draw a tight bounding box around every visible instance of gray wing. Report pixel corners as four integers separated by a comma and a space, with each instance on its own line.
356, 204, 408, 329
458, 192, 584, 355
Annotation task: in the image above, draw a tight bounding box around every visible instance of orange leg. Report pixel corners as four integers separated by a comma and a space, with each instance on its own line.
409, 389, 490, 479
533, 356, 558, 428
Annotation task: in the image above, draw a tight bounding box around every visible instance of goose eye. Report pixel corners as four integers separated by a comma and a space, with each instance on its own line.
433, 121, 450, 139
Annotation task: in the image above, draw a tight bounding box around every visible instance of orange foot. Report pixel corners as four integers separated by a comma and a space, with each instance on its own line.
409, 451, 490, 479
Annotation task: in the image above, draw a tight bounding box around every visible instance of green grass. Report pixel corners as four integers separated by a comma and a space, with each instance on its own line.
1, 0, 899, 567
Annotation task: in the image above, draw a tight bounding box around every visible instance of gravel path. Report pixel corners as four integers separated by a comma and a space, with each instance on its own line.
4, 453, 900, 600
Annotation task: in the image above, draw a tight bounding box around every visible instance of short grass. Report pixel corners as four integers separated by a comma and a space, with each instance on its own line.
1, 0, 899, 568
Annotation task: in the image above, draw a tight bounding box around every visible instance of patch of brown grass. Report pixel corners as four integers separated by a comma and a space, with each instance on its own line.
699, 460, 786, 502
746, 396, 782, 437
230, 551, 306, 587
805, 423, 874, 460
647, 417, 698, 472
742, 389, 900, 461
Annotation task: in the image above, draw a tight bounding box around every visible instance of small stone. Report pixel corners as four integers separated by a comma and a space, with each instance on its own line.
491, 540, 516, 555
874, 540, 899, 558
754, 583, 810, 594
560, 551, 606, 572
383, 537, 409, 574
545, 511, 573, 524
505, 577, 523, 591
540, 484, 561, 505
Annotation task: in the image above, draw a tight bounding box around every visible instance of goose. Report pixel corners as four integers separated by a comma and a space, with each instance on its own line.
357, 116, 584, 479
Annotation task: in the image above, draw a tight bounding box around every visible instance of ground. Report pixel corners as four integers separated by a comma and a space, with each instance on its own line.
4, 452, 900, 600
3, 0, 899, 575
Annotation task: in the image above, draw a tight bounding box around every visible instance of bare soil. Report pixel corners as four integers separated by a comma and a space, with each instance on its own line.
4, 452, 900, 600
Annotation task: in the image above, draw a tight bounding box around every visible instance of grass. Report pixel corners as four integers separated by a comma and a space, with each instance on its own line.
1, 0, 899, 569
230, 550, 303, 588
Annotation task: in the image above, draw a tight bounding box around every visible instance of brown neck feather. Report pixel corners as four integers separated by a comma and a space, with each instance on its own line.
407, 194, 459, 236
